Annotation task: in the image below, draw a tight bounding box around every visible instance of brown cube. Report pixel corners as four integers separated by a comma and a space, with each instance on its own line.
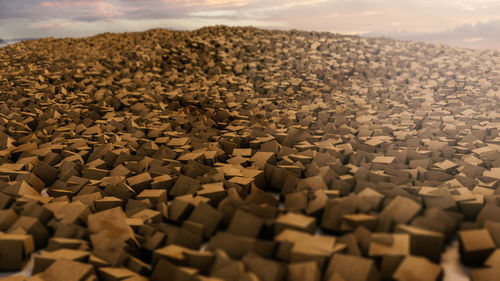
227, 209, 264, 238
94, 197, 124, 212
341, 214, 378, 232
126, 255, 152, 276
484, 249, 500, 267
369, 233, 410, 257
229, 176, 254, 189
87, 207, 137, 266
45, 237, 89, 251
284, 191, 308, 212
196, 182, 226, 205
104, 181, 136, 202
321, 199, 356, 232
470, 267, 500, 281
275, 212, 316, 234
8, 216, 49, 249
209, 249, 245, 280
485, 220, 500, 247
109, 165, 133, 178
381, 196, 421, 225
131, 209, 162, 224
287, 261, 321, 281
151, 259, 198, 281
0, 233, 34, 271
243, 252, 285, 281
393, 256, 442, 281
357, 188, 384, 211
32, 160, 59, 186
177, 152, 205, 163
250, 151, 276, 170
206, 232, 274, 259
325, 253, 380, 281
409, 159, 431, 169
33, 249, 90, 274
39, 259, 95, 281
0, 209, 19, 231
136, 189, 167, 205
187, 202, 223, 238
395, 224, 443, 262
168, 199, 194, 223
458, 228, 495, 266
127, 172, 152, 193
150, 174, 174, 190
169, 175, 200, 197
275, 229, 335, 264
98, 267, 147, 281
82, 167, 109, 180
183, 249, 214, 274
125, 199, 151, 217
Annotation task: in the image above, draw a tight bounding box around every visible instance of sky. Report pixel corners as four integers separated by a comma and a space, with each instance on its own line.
2, 0, 500, 49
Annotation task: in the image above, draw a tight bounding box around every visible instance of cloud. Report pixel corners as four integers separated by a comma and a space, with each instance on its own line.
29, 22, 64, 29
364, 19, 500, 49
41, 1, 126, 19
463, 37, 484, 43
359, 9, 393, 16
201, 0, 249, 7
282, 0, 331, 8
41, 2, 60, 7
188, 9, 239, 17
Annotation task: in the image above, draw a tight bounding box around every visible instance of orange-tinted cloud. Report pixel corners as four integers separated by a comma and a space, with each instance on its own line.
41, 2, 61, 7
29, 22, 62, 29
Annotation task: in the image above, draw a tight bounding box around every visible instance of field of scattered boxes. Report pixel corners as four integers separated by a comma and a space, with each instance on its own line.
1, 25, 500, 281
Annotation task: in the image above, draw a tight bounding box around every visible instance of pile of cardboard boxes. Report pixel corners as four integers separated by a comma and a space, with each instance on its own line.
1, 26, 500, 280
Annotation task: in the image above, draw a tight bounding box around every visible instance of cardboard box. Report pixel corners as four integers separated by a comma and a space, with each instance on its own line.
0, 233, 34, 271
